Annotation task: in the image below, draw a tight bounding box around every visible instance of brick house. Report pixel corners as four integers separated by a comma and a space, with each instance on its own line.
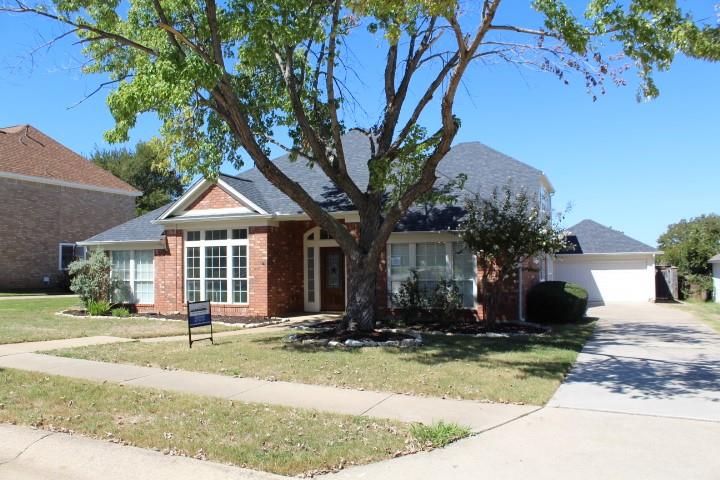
80, 131, 553, 319
0, 125, 139, 289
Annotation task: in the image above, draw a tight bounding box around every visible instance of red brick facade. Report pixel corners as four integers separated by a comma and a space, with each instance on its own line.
186, 184, 243, 211
137, 219, 539, 321
0, 177, 136, 289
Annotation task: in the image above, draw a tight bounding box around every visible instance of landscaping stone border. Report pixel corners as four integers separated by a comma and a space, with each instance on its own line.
285, 330, 423, 348
56, 310, 291, 329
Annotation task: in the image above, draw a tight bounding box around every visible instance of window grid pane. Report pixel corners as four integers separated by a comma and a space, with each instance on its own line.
205, 229, 228, 241
187, 231, 200, 241
416, 243, 446, 281
205, 280, 227, 302
232, 228, 248, 240
307, 247, 315, 302
205, 246, 227, 279
232, 245, 248, 303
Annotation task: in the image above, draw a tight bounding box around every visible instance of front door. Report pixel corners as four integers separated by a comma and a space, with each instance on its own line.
320, 247, 345, 311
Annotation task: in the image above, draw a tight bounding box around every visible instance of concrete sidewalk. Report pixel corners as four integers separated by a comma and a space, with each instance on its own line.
0, 351, 536, 431
0, 336, 133, 357
324, 406, 720, 480
0, 424, 282, 480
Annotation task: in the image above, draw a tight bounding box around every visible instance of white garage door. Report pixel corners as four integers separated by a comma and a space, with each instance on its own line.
554, 257, 650, 303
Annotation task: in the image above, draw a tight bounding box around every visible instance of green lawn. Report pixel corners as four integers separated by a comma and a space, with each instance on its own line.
0, 368, 433, 476
684, 301, 720, 333
53, 320, 596, 405
0, 297, 240, 344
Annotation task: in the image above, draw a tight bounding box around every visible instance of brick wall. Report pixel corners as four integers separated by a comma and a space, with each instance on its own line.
186, 184, 241, 211
139, 225, 275, 317
0, 177, 135, 289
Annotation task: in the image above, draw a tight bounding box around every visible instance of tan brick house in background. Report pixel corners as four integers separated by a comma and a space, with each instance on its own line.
0, 125, 139, 289
80, 131, 554, 320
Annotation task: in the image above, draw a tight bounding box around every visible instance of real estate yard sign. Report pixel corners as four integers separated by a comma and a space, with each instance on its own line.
187, 300, 213, 348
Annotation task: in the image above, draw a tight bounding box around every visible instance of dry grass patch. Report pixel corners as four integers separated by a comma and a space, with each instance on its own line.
53, 320, 596, 405
683, 301, 720, 333
0, 297, 241, 344
0, 368, 450, 476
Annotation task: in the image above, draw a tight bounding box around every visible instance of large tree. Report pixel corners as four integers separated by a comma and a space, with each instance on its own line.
3, 1, 719, 331
91, 138, 187, 215
658, 214, 720, 290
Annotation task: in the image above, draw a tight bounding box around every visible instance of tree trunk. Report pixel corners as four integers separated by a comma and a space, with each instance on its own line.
342, 253, 378, 332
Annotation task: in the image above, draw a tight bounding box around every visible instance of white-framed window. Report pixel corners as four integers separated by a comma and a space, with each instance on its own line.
110, 250, 155, 304
58, 243, 87, 271
185, 228, 249, 304
388, 239, 476, 309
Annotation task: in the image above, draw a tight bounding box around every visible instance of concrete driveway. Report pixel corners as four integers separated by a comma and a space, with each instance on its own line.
329, 302, 720, 479
549, 303, 720, 421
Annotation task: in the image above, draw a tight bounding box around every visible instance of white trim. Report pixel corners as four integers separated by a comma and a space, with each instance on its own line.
385, 235, 477, 310
177, 207, 253, 217
556, 252, 659, 258
0, 171, 141, 197
153, 214, 277, 227
58, 243, 75, 271
217, 178, 269, 215
78, 239, 164, 250
110, 250, 155, 304
302, 227, 347, 312
184, 227, 250, 305
158, 178, 269, 221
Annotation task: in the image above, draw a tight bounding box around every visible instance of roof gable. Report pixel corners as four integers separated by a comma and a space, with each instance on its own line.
0, 124, 138, 195
232, 130, 550, 217
158, 177, 268, 220
562, 219, 657, 254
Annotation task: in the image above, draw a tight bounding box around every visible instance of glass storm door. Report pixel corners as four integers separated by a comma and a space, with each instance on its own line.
320, 247, 345, 311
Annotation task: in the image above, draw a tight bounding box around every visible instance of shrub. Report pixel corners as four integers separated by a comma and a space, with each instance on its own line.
68, 250, 117, 307
87, 299, 112, 316
392, 270, 428, 323
527, 281, 588, 324
111, 307, 131, 317
410, 421, 472, 448
393, 273, 465, 324
430, 279, 463, 324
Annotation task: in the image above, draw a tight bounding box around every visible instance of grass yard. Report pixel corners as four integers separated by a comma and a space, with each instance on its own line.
53, 320, 596, 405
0, 297, 240, 344
684, 301, 720, 333
0, 368, 438, 476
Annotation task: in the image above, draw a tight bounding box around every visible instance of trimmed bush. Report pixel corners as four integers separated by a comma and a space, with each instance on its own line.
111, 307, 131, 317
527, 281, 588, 324
87, 299, 112, 316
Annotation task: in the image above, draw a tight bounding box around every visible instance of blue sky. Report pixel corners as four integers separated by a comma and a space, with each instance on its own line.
1, 5, 718, 247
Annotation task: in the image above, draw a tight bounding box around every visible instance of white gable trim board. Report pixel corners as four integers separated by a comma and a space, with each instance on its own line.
158, 178, 268, 220
553, 253, 656, 304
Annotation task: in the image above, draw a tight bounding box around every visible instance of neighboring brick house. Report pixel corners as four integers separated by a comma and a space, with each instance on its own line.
80, 131, 553, 319
0, 125, 139, 289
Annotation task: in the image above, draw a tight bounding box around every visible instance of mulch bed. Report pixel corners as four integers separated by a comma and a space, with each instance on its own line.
297, 318, 548, 336
291, 329, 417, 343
61, 309, 274, 325
399, 320, 549, 336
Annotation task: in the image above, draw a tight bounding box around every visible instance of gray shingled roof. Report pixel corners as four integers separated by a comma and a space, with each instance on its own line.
561, 219, 657, 254
81, 204, 171, 244
709, 254, 720, 263
83, 131, 549, 242
227, 130, 548, 217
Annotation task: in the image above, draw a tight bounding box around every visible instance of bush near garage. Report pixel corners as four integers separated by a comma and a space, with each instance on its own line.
527, 281, 588, 324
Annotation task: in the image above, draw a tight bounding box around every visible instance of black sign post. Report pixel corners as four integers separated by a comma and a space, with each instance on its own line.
187, 300, 213, 348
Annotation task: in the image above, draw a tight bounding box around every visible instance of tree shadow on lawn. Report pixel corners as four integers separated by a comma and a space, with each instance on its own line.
247, 320, 596, 380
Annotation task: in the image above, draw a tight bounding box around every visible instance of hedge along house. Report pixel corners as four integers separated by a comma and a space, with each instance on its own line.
79, 131, 554, 319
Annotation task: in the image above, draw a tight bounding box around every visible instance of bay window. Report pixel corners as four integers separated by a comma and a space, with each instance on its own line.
111, 250, 155, 304
185, 228, 249, 304
389, 239, 476, 309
